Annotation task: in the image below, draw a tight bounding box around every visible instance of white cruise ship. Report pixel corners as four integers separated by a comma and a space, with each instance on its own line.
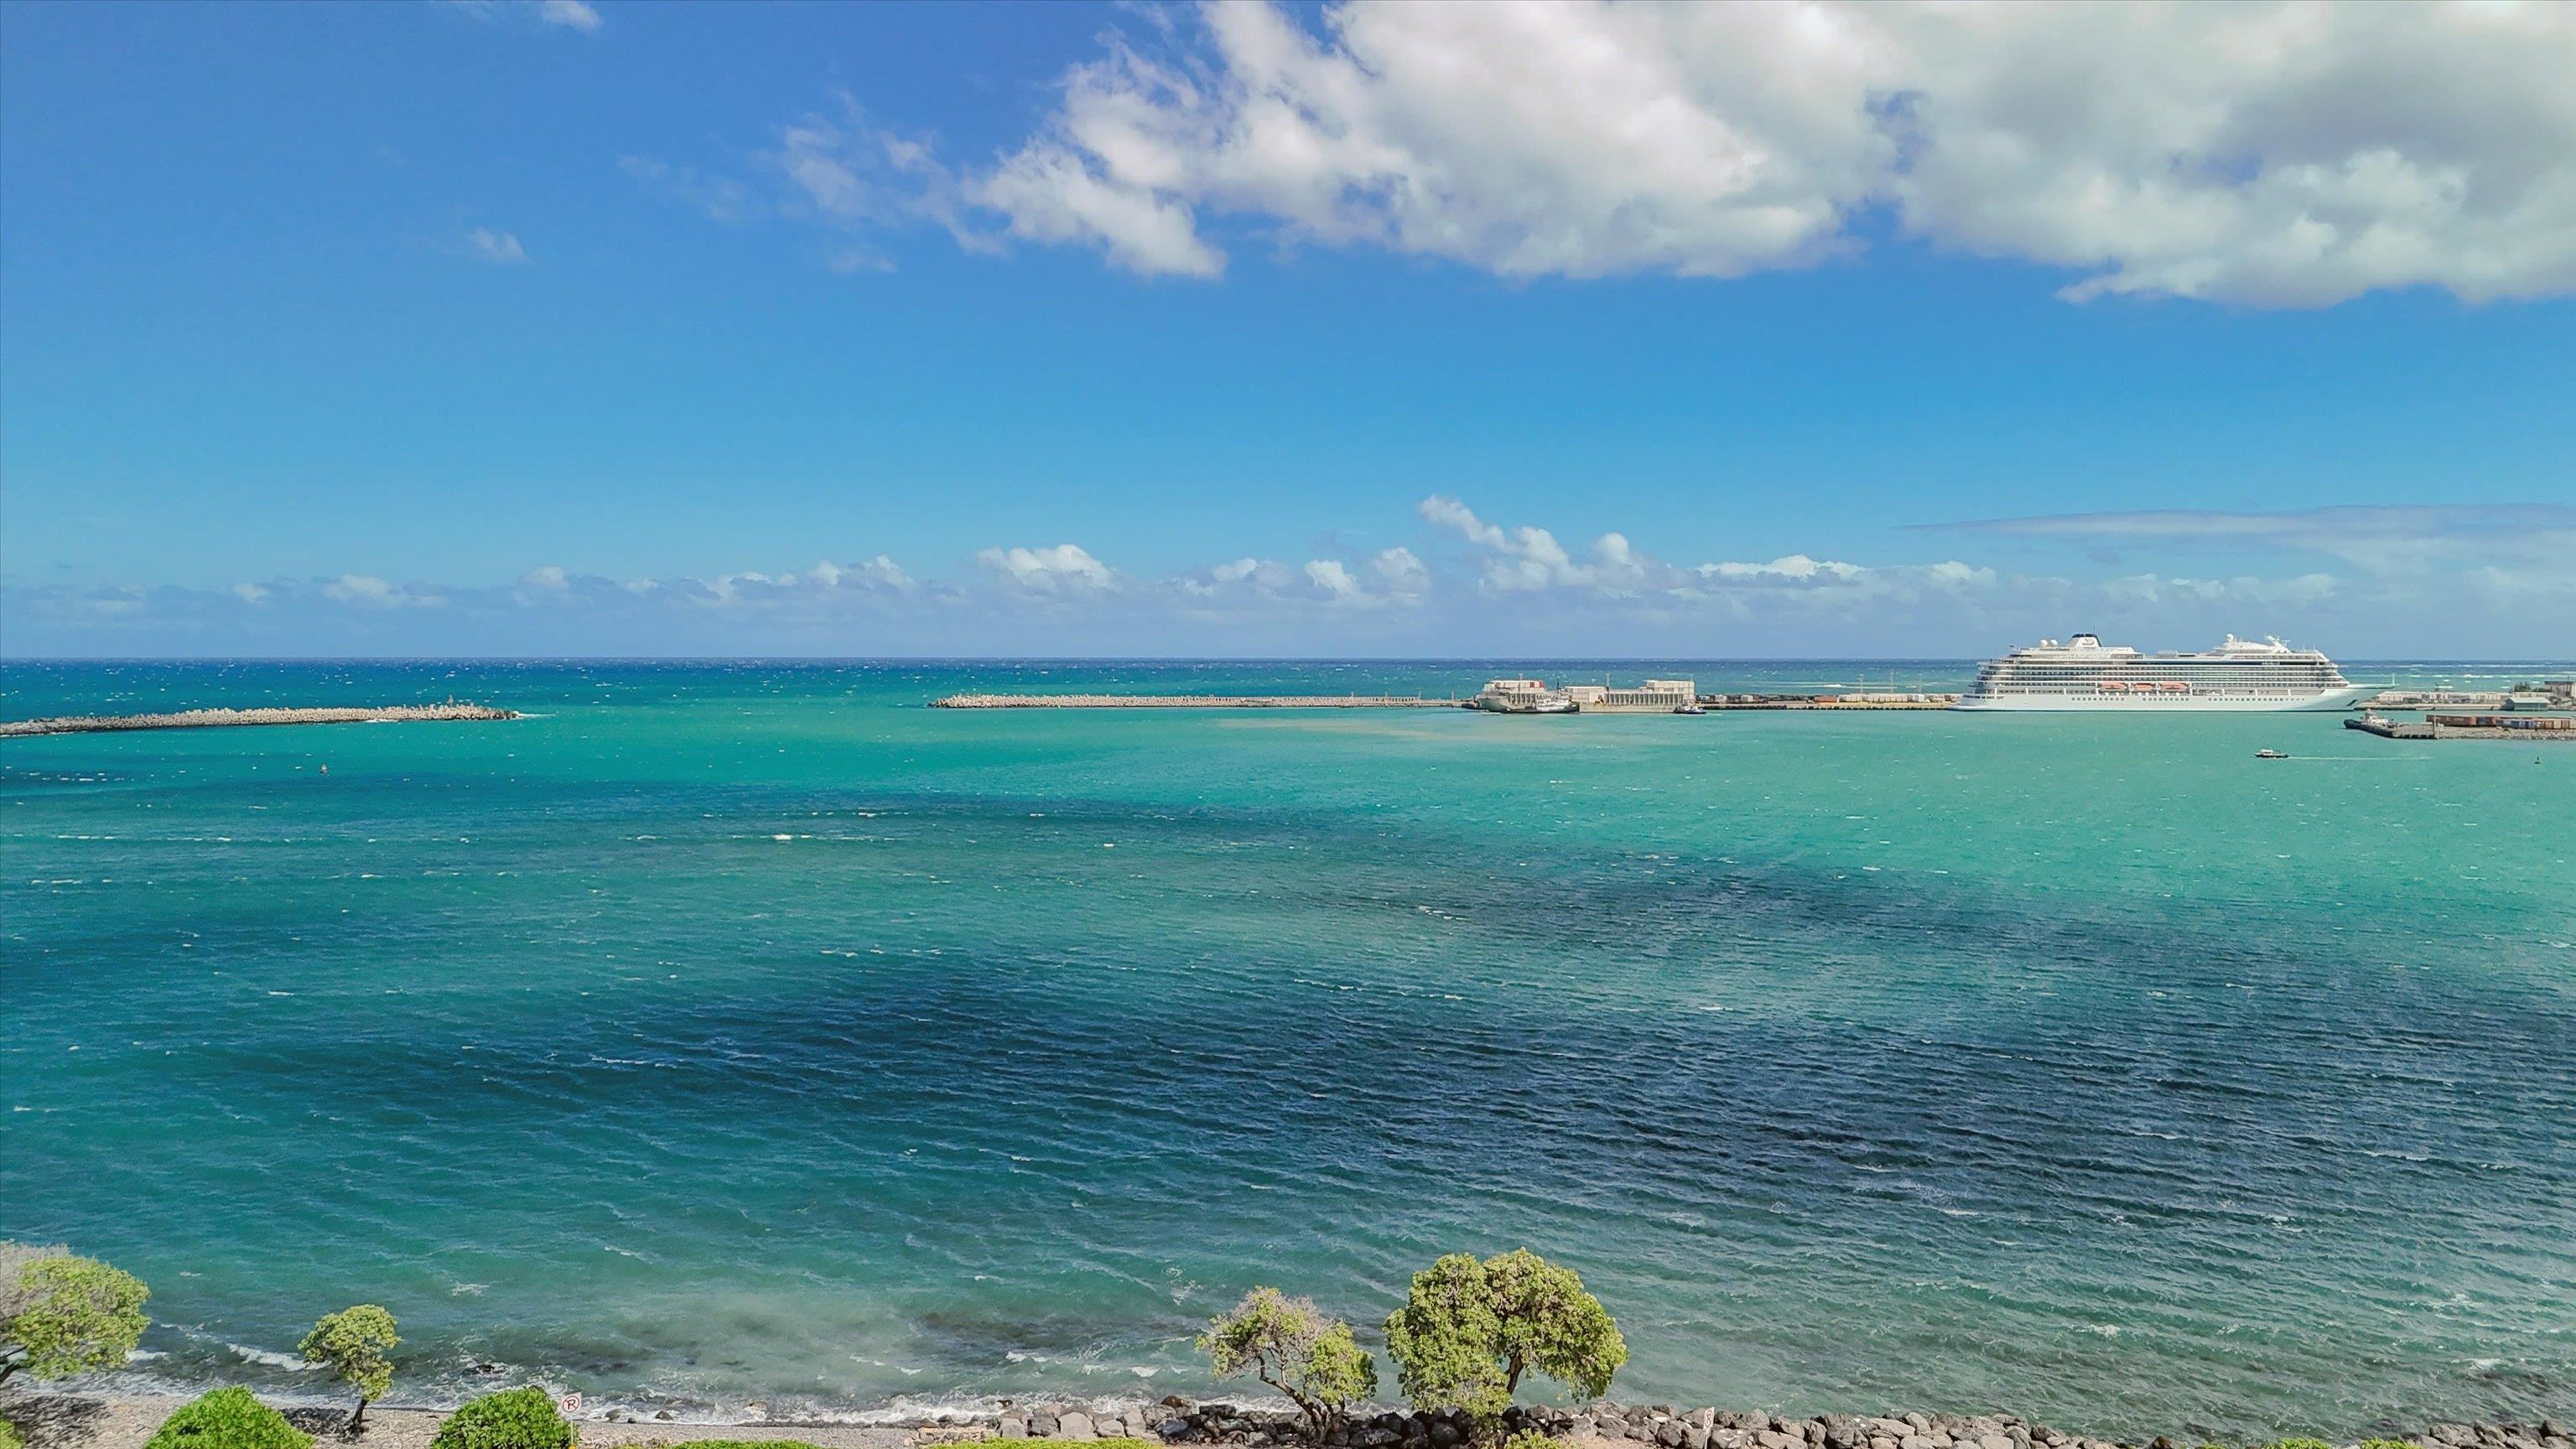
1955, 633, 2374, 712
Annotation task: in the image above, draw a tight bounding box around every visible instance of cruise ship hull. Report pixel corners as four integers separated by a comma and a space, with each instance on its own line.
1952, 683, 2376, 713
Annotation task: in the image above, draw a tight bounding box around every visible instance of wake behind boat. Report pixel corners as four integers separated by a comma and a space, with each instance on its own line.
1954, 633, 2374, 712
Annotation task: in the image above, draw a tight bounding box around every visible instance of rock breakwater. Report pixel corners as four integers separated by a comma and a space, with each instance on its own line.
855, 1401, 2573, 1449
931, 695, 1459, 709
0, 703, 519, 738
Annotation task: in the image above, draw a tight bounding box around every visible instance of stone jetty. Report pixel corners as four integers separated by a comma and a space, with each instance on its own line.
0, 703, 520, 738
932, 694, 1461, 709
858, 1400, 2569, 1449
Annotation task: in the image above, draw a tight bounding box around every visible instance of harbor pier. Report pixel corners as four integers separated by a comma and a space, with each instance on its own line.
2347, 713, 2576, 742
932, 693, 1461, 709
0, 704, 521, 738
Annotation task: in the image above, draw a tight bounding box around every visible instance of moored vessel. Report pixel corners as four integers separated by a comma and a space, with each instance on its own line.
1955, 633, 2373, 712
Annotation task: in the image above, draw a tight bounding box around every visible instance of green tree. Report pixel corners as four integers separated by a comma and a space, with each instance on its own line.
299, 1306, 400, 1431
427, 1387, 575, 1449
143, 1388, 312, 1449
1480, 1249, 1625, 1398
0, 1243, 150, 1387
1201, 1288, 1379, 1445
1383, 1250, 1625, 1433
1382, 1255, 1508, 1425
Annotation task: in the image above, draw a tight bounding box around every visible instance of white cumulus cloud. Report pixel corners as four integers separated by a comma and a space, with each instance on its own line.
976, 543, 1118, 594
1420, 496, 1691, 594
946, 0, 2576, 306
1699, 554, 1866, 583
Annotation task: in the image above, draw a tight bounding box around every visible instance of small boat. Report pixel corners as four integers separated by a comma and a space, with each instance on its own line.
2255, 748, 2288, 759
1673, 704, 1707, 715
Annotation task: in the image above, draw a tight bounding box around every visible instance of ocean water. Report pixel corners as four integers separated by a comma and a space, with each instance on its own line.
3, 660, 2573, 1437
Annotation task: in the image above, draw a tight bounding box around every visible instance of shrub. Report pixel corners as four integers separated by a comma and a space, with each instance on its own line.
299, 1305, 399, 1431
428, 1388, 576, 1449
1202, 1287, 1378, 1445
1, 1410, 23, 1449
143, 1388, 313, 1449
1383, 1249, 1626, 1433
2266, 1441, 2335, 1449
0, 1244, 151, 1386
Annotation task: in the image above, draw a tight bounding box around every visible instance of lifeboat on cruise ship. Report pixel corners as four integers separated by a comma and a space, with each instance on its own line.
2157, 681, 2190, 692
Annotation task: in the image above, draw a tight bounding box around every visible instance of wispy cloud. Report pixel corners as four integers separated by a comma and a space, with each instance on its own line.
619, 157, 754, 225
1920, 504, 2576, 543
1919, 504, 2576, 576
447, 0, 602, 34
466, 228, 529, 265
537, 0, 600, 33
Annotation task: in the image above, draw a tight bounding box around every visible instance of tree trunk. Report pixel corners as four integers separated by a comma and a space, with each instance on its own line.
350, 1395, 369, 1434
1504, 1353, 1524, 1394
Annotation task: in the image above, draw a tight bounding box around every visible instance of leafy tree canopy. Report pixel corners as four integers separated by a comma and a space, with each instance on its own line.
427, 1387, 574, 1449
1383, 1250, 1625, 1425
300, 1306, 400, 1427
142, 1388, 312, 1449
1202, 1287, 1379, 1445
0, 1243, 150, 1386
1482, 1249, 1626, 1399
1382, 1254, 1508, 1421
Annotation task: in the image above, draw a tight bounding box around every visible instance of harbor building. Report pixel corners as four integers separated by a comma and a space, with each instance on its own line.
1471, 678, 1697, 714
1471, 678, 1577, 714
1563, 679, 1699, 713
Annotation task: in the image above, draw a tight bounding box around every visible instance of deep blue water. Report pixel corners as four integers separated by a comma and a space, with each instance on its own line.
4, 660, 2573, 1436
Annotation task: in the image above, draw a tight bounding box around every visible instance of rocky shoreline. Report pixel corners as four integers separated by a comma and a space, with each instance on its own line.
911, 1403, 2568, 1449
0, 704, 519, 738
4, 1392, 2565, 1449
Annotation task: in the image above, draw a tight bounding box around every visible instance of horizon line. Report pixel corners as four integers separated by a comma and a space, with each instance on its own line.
8, 654, 2573, 667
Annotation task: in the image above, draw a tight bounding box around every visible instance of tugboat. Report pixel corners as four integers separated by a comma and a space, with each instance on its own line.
2254, 748, 2289, 759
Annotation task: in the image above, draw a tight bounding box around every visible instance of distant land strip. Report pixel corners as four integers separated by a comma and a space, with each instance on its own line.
932, 693, 1462, 709
0, 704, 520, 738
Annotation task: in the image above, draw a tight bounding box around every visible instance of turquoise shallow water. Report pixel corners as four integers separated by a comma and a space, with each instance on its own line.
4, 660, 2573, 1436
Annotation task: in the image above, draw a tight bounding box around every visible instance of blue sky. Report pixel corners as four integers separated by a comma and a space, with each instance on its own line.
3, 0, 2571, 657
